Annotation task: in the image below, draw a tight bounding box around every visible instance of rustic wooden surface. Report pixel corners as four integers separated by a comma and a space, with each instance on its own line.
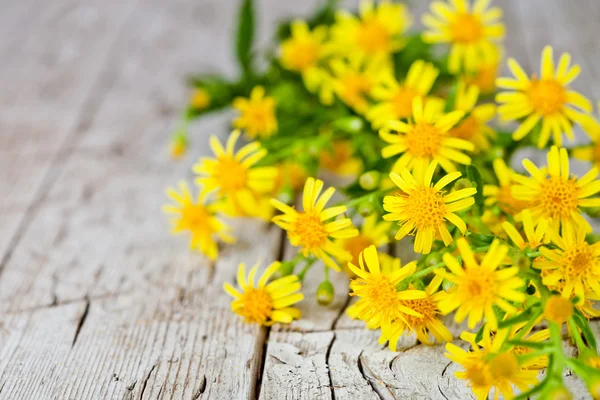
0, 0, 598, 399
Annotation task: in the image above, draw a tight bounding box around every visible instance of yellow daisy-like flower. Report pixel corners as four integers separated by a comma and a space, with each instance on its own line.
496, 46, 593, 148
534, 224, 600, 304
422, 0, 504, 73
331, 0, 412, 57
512, 146, 600, 234
382, 275, 452, 348
163, 181, 234, 260
380, 97, 472, 180
329, 54, 391, 113
338, 214, 391, 269
232, 86, 278, 139
190, 88, 210, 110
483, 158, 530, 216
463, 45, 503, 95
383, 161, 476, 254
448, 82, 496, 152
319, 140, 362, 177
193, 130, 278, 218
446, 328, 539, 400
436, 238, 525, 329
502, 209, 549, 250
271, 177, 358, 271
346, 245, 425, 339
224, 261, 303, 325
368, 60, 440, 128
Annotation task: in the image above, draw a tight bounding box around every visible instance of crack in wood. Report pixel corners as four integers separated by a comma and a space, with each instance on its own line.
139, 362, 158, 399
71, 297, 90, 347
325, 333, 336, 400
356, 351, 383, 400
192, 375, 206, 399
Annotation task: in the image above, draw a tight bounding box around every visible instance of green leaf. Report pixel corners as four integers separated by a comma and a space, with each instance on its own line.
466, 165, 484, 214
474, 324, 485, 343
236, 0, 255, 78
469, 233, 495, 247
573, 312, 597, 351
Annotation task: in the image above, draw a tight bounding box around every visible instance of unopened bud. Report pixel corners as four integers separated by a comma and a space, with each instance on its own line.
453, 178, 473, 191
277, 261, 294, 277
332, 116, 364, 133
358, 199, 375, 217
359, 171, 380, 190
316, 280, 335, 306
170, 134, 188, 159
425, 253, 442, 267
512, 253, 531, 272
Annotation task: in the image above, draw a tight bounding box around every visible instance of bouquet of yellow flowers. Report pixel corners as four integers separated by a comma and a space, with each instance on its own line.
164, 0, 600, 398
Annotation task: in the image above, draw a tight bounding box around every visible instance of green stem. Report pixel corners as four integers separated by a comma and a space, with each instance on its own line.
297, 257, 317, 282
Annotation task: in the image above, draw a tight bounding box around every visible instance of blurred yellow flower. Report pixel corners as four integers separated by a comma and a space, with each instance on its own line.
448, 82, 496, 152
436, 238, 525, 329
463, 46, 503, 94
271, 177, 358, 271
383, 161, 476, 254
163, 181, 234, 260
190, 88, 210, 110
224, 261, 303, 325
496, 46, 593, 148
319, 140, 362, 176
368, 60, 440, 128
331, 0, 411, 57
194, 130, 278, 218
380, 96, 471, 180
483, 158, 530, 215
233, 86, 278, 139
422, 0, 504, 73
512, 146, 600, 233
337, 214, 391, 270
502, 209, 549, 250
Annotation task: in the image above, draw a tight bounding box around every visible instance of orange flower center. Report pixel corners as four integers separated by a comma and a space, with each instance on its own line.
562, 243, 595, 280
217, 157, 248, 193
391, 88, 420, 119
466, 64, 499, 94
181, 204, 211, 232
465, 359, 492, 387
290, 211, 328, 252
239, 288, 273, 324
539, 177, 579, 219
402, 187, 447, 230
320, 141, 355, 172
406, 122, 443, 157
357, 18, 390, 54
527, 79, 566, 116
449, 115, 479, 141
362, 275, 400, 309
400, 295, 438, 327
282, 39, 320, 71
459, 268, 498, 306
450, 13, 484, 44
490, 353, 519, 379
497, 185, 529, 215
339, 73, 372, 110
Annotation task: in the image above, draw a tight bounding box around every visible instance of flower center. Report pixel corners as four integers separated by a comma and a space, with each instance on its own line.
490, 353, 519, 380
181, 204, 210, 231
391, 88, 420, 119
400, 296, 438, 327
465, 360, 492, 387
459, 269, 498, 306
364, 275, 400, 310
339, 74, 372, 109
466, 63, 498, 94
283, 39, 320, 71
402, 187, 447, 231
343, 235, 374, 265
357, 18, 390, 54
217, 157, 248, 193
245, 103, 273, 130
544, 295, 573, 324
239, 288, 273, 324
562, 243, 595, 279
290, 211, 328, 252
527, 79, 566, 116
406, 122, 443, 157
497, 185, 529, 215
450, 13, 484, 44
320, 141, 354, 171
449, 115, 479, 141
539, 177, 579, 219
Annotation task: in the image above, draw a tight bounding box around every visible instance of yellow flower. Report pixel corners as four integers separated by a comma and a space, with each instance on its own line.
337, 214, 391, 269
224, 261, 303, 325
169, 135, 188, 159
382, 275, 452, 348
543, 295, 573, 325
572, 101, 600, 169
346, 245, 425, 346
232, 86, 278, 139
496, 46, 593, 148
446, 328, 539, 400
280, 20, 327, 73
271, 177, 358, 271
319, 140, 362, 176
448, 82, 496, 152
436, 238, 525, 329
193, 130, 278, 218
383, 161, 476, 254
274, 161, 308, 193
380, 96, 472, 180
463, 46, 503, 94
162, 181, 234, 260
535, 224, 600, 305
331, 0, 412, 57
502, 209, 549, 250
329, 54, 391, 113
368, 60, 440, 128
190, 88, 210, 110
512, 146, 600, 233
483, 158, 530, 215
422, 0, 504, 73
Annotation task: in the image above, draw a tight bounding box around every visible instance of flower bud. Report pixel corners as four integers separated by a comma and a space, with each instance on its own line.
358, 199, 375, 217
453, 178, 473, 191
277, 261, 295, 277
359, 171, 380, 190
170, 134, 188, 159
512, 252, 531, 272
332, 116, 364, 133
316, 280, 335, 305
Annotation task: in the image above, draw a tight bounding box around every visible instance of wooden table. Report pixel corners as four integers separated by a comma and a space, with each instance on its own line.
1, 0, 598, 398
